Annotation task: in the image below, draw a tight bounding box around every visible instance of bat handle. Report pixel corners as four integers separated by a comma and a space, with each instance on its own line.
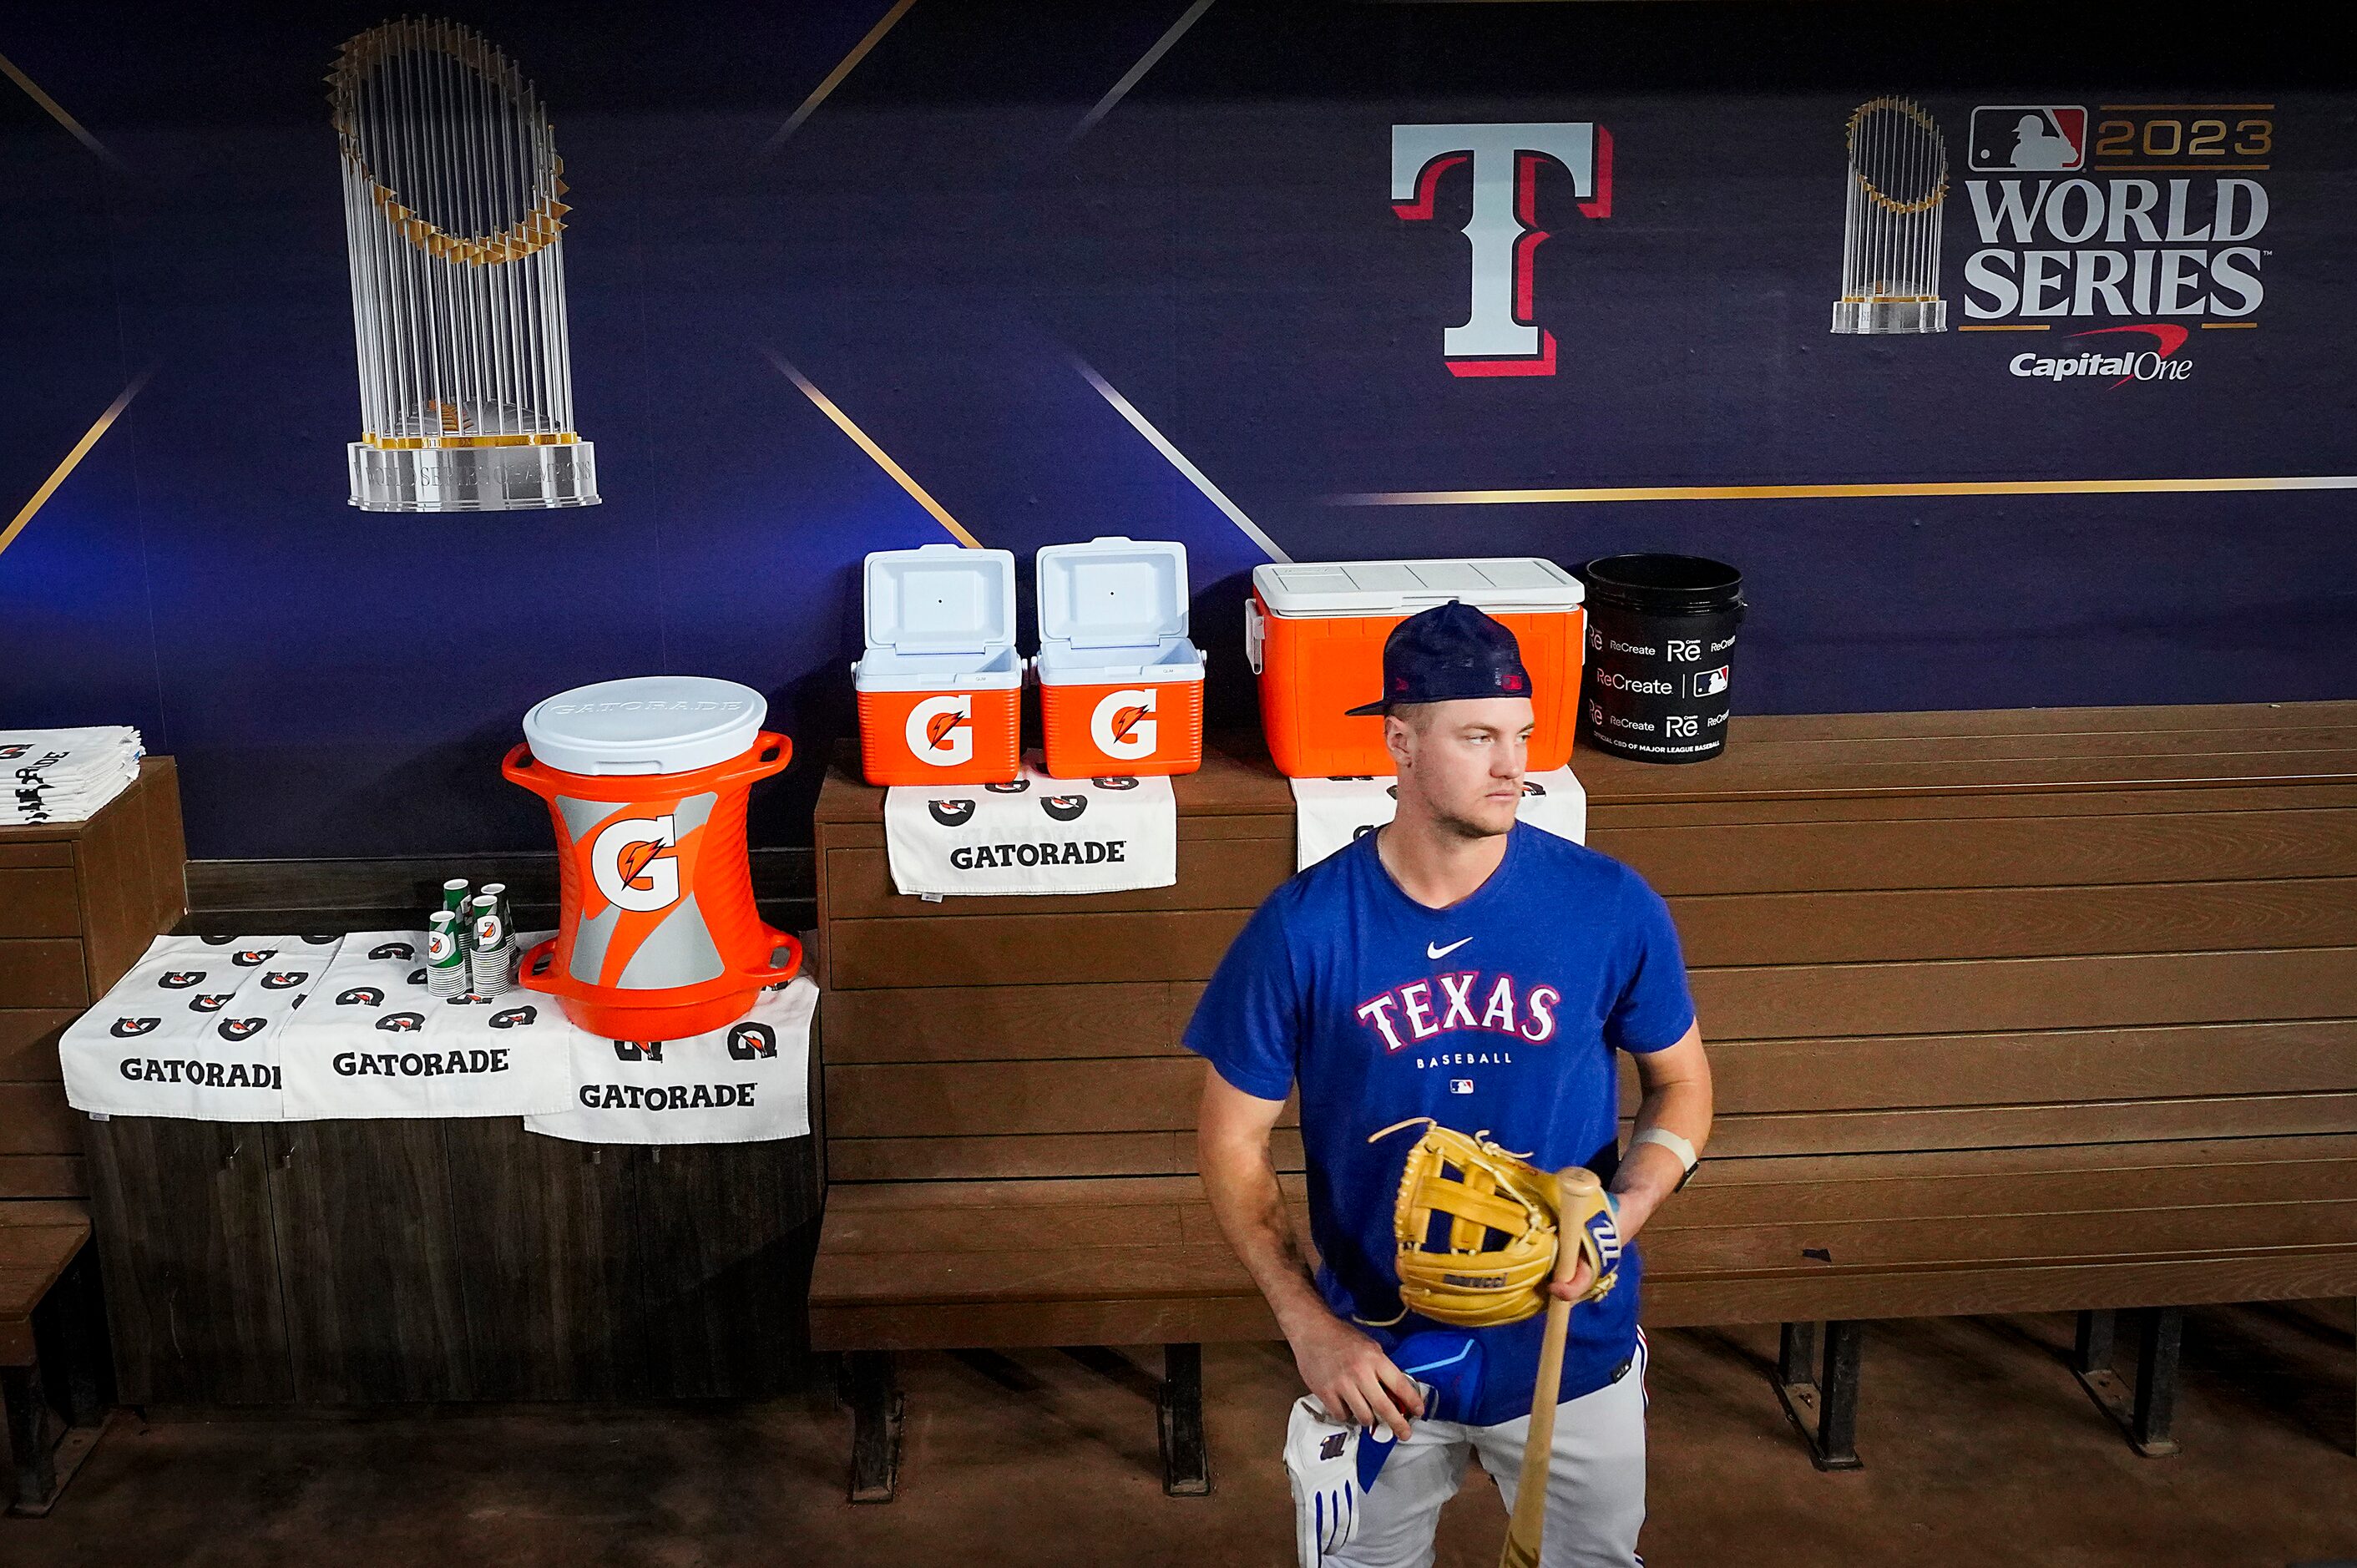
1500, 1168, 1594, 1568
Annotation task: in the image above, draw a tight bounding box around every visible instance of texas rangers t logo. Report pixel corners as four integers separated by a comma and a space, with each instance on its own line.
1391, 122, 1614, 376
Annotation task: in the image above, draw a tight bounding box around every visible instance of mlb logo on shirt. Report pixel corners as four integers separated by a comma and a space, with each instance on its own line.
1449, 1078, 1474, 1095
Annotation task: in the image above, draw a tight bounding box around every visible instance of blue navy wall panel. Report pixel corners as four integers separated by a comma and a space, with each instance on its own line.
0, 3, 2350, 857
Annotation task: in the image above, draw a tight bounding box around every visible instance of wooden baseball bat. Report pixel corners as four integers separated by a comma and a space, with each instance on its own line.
1498, 1167, 1601, 1568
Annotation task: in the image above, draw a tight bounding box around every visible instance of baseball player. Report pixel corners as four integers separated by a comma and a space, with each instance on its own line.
1190, 601, 1712, 1568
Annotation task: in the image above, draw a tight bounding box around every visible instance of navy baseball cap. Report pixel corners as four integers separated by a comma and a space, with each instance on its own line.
1345, 600, 1532, 716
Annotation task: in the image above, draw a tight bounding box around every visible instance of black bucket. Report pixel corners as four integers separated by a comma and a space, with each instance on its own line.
1575, 554, 1746, 765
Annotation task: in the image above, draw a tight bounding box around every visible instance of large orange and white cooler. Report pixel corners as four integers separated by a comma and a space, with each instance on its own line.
853, 543, 1021, 786
1035, 536, 1205, 779
1247, 558, 1586, 777
503, 675, 802, 1040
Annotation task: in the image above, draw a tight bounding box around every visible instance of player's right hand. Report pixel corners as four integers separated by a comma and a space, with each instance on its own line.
1286, 1310, 1424, 1441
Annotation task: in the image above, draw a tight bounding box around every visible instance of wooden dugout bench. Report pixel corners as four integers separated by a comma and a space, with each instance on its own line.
0, 760, 185, 1511
808, 705, 2357, 1496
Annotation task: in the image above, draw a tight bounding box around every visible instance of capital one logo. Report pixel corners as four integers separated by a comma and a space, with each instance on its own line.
1391, 122, 1613, 377
592, 813, 681, 913
907, 695, 974, 766
1090, 688, 1156, 761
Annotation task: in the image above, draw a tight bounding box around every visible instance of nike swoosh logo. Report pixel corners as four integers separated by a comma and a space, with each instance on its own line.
1427, 938, 1472, 960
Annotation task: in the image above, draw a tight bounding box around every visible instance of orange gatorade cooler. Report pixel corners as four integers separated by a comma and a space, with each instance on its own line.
1247, 558, 1586, 777
503, 675, 802, 1040
1034, 536, 1206, 778
853, 543, 1022, 786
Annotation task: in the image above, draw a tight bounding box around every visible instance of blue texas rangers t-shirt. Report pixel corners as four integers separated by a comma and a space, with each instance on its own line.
1185, 822, 1696, 1428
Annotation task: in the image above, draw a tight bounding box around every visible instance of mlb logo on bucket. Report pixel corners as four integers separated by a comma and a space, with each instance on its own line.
1969, 106, 2086, 171
1691, 666, 1731, 698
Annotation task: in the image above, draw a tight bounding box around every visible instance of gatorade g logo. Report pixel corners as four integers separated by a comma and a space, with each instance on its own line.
369, 942, 414, 962
0, 745, 24, 759
427, 929, 456, 963
1521, 780, 1547, 797
260, 971, 308, 990
488, 1005, 538, 1029
591, 814, 681, 913
217, 1017, 266, 1041
337, 986, 385, 1007
907, 695, 974, 766
407, 968, 428, 985
1092, 776, 1140, 791
190, 994, 232, 1012
1090, 689, 1157, 761
474, 913, 504, 946
983, 779, 1031, 794
928, 799, 976, 828
233, 948, 277, 967
614, 1039, 665, 1062
727, 1021, 778, 1060
112, 1017, 161, 1037
1041, 794, 1089, 822
159, 970, 205, 989
377, 1013, 425, 1033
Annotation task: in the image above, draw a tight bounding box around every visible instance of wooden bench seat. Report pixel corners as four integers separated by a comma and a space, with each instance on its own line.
811, 704, 2357, 1495
0, 1201, 102, 1515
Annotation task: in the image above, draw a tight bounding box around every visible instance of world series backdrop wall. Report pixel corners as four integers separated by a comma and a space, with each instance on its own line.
2, 2, 2351, 859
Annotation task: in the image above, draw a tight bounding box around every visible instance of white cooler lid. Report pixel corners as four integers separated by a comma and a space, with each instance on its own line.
523, 675, 766, 776
1037, 536, 1191, 651
1252, 558, 1583, 616
865, 543, 1017, 655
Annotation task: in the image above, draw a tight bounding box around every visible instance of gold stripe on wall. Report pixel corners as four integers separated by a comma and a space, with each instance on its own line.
1328, 475, 2357, 508
766, 352, 982, 549
0, 49, 123, 169
0, 372, 152, 561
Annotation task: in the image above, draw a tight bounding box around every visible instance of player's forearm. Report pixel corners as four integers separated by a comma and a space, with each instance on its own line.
1611, 1076, 1712, 1239
1198, 1134, 1333, 1335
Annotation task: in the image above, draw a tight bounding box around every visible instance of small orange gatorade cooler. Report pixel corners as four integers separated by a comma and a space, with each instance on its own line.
504, 675, 802, 1040
853, 543, 1023, 786
1034, 536, 1206, 779
1247, 558, 1586, 777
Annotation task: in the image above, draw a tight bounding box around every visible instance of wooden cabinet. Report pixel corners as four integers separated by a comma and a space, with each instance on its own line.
86, 1114, 820, 1404
0, 760, 187, 1201
81, 1118, 289, 1405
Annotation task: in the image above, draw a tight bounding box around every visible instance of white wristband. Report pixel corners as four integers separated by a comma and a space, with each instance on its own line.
1631, 1127, 1698, 1174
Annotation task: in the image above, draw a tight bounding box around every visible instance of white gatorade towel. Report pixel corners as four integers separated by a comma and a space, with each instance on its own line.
59, 932, 340, 1120
277, 930, 575, 1119
883, 755, 1176, 898
525, 976, 815, 1145
1290, 767, 1587, 872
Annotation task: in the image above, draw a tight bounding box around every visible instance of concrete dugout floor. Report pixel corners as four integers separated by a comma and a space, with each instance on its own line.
10, 1302, 2353, 1567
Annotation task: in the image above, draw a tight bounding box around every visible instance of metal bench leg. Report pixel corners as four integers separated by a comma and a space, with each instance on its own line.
1778, 1321, 1819, 1388
844, 1351, 903, 1504
3, 1360, 53, 1515
1158, 1343, 1211, 1496
2130, 1307, 2183, 1455
2071, 1306, 2181, 1458
2072, 1308, 2115, 1377
50, 1243, 108, 1429
1773, 1319, 1864, 1471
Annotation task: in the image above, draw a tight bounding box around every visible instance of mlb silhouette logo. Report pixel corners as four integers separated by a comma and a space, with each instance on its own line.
1692, 665, 1731, 698
1970, 106, 2086, 171
1449, 1078, 1474, 1095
